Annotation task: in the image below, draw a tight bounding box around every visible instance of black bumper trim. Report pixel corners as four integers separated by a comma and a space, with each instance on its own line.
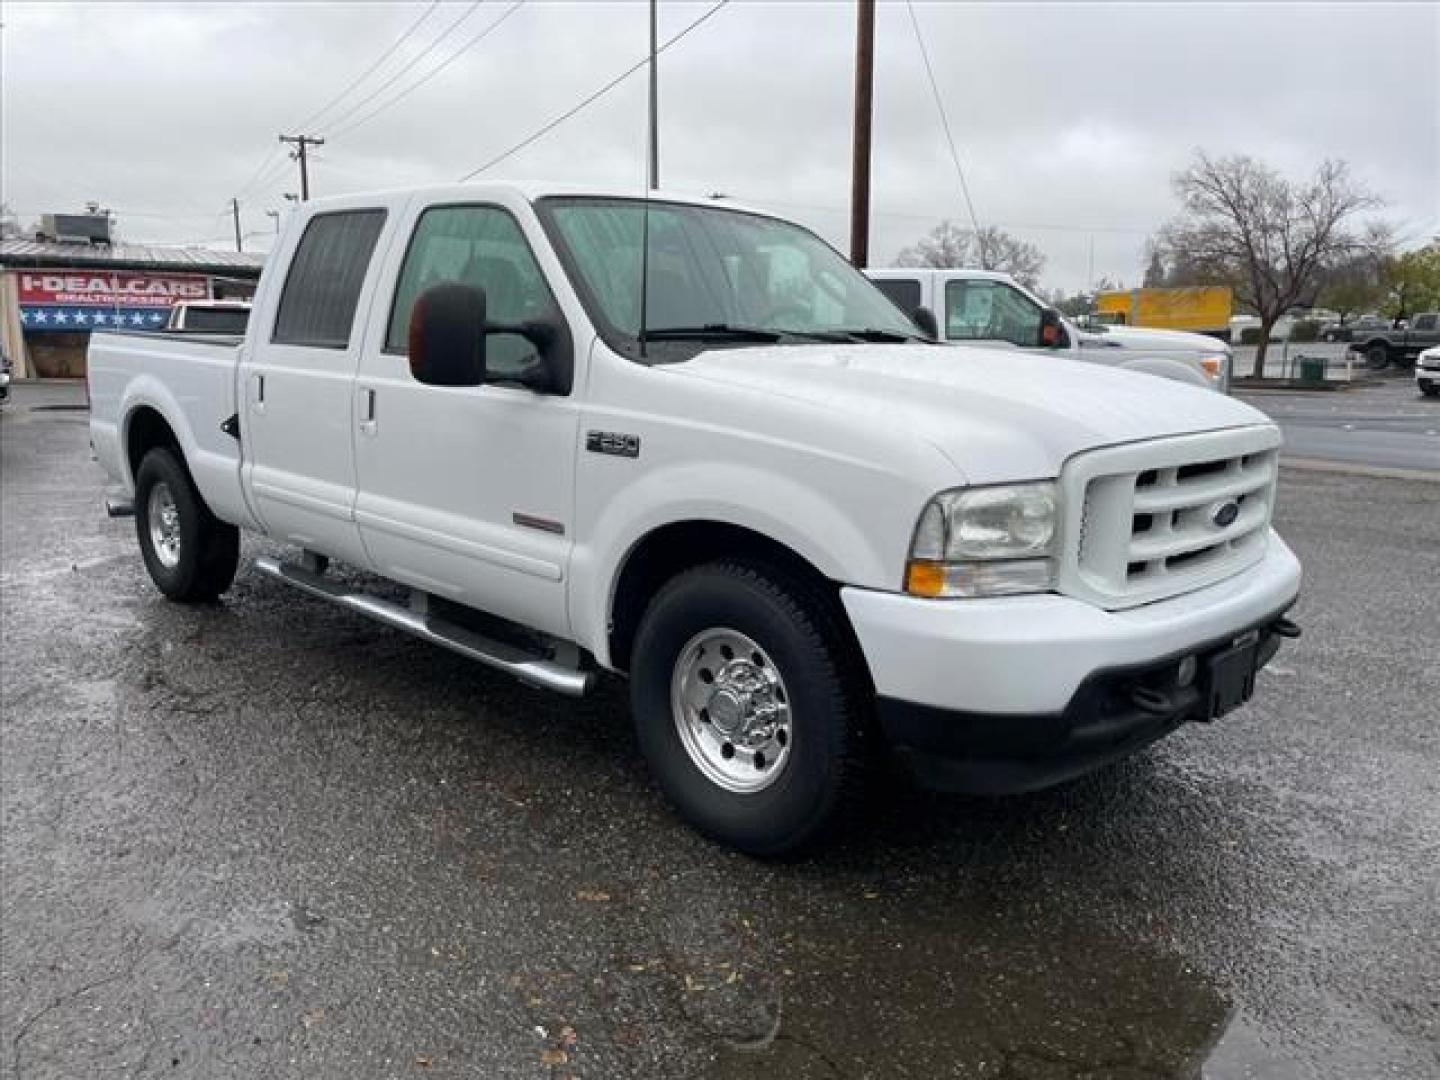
878, 604, 1297, 795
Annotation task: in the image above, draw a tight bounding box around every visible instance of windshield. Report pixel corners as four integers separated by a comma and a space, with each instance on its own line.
537, 197, 922, 359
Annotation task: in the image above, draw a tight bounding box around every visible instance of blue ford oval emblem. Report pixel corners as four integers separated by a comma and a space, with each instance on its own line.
1212, 501, 1240, 528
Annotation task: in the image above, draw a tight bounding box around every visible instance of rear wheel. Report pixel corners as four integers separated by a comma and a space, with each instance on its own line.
630, 560, 872, 856
134, 447, 240, 601
1365, 343, 1390, 370
1421, 381, 1440, 398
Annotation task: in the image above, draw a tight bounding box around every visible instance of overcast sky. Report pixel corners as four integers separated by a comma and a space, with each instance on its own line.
3, 1, 1436, 292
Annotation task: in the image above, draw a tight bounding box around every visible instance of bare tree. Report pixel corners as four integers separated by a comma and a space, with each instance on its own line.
896, 220, 1047, 289
1159, 153, 1379, 375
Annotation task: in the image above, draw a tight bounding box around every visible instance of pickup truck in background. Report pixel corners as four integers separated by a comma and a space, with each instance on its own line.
88, 184, 1301, 854
1349, 312, 1440, 370
867, 268, 1233, 392
1320, 314, 1389, 344
165, 300, 252, 334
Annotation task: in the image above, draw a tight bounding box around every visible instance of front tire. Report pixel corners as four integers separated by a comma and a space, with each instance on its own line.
630, 560, 872, 856
1421, 381, 1440, 398
134, 447, 240, 602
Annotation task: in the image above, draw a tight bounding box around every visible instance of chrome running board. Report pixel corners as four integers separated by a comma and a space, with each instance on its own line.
252, 555, 594, 697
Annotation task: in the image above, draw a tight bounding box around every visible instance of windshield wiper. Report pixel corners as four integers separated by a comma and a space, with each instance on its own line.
828, 327, 928, 343
643, 324, 784, 343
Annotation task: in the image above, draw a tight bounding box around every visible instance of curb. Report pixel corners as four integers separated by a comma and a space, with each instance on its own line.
1281, 457, 1440, 483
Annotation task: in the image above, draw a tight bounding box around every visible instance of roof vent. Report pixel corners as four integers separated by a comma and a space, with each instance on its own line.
37, 213, 113, 246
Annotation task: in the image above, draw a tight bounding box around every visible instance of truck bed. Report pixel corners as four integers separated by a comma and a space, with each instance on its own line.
87, 329, 255, 531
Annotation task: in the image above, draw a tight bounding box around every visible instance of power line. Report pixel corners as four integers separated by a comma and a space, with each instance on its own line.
294, 1, 441, 132
329, 1, 527, 141
231, 4, 443, 203
321, 0, 484, 135
459, 0, 730, 182
904, 0, 982, 239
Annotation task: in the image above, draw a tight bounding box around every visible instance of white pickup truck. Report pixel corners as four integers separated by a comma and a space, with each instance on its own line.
88, 184, 1301, 854
867, 267, 1234, 392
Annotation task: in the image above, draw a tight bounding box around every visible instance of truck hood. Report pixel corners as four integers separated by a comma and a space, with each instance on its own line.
1076, 324, 1230, 355
673, 343, 1272, 484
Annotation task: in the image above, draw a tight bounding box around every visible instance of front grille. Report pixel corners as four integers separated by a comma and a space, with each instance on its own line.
1060, 427, 1280, 609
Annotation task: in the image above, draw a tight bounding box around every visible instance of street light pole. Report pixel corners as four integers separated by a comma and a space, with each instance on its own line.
849, 0, 875, 267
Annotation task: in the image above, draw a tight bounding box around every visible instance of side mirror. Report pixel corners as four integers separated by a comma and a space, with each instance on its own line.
410, 283, 487, 387
409, 283, 563, 392
911, 305, 939, 339
1038, 308, 1066, 348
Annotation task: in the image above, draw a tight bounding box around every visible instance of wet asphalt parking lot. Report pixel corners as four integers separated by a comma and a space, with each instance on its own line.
2, 381, 1437, 1079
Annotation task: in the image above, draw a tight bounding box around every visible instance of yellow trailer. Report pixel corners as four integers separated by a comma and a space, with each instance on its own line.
1093, 286, 1233, 339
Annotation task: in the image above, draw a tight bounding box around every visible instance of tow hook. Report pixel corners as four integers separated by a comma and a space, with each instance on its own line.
1131, 686, 1177, 716
1272, 616, 1302, 639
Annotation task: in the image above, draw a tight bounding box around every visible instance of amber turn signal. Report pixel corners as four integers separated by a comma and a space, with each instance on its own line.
904, 559, 947, 598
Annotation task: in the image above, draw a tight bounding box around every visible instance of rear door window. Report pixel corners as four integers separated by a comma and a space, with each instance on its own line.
272, 210, 387, 348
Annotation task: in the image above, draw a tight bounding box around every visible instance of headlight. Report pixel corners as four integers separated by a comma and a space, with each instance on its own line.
905, 482, 1059, 598
1199, 355, 1225, 379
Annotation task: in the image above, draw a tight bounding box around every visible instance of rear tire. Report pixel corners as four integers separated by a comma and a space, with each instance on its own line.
1421, 381, 1440, 398
630, 560, 872, 856
1365, 343, 1390, 370
134, 447, 240, 602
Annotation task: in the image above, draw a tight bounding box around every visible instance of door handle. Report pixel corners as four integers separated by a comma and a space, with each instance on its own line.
251, 373, 266, 412
359, 387, 378, 435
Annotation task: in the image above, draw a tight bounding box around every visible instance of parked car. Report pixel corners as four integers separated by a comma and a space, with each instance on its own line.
87, 184, 1301, 854
1349, 312, 1440, 369
867, 268, 1233, 392
1320, 315, 1389, 343
165, 300, 251, 334
1416, 345, 1440, 397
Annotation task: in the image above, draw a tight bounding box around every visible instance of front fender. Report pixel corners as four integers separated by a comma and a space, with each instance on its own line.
570, 460, 904, 668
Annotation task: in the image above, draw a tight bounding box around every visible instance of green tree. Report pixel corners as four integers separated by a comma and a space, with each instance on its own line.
1380, 246, 1440, 320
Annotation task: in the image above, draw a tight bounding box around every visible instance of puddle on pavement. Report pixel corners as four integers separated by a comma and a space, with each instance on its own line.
701, 907, 1238, 1080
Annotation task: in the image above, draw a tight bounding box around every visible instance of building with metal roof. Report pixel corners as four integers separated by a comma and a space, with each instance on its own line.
1, 239, 267, 379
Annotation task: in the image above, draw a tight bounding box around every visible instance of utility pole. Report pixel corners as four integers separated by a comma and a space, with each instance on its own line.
278, 134, 324, 201
231, 198, 243, 253
849, 0, 875, 267
647, 0, 659, 189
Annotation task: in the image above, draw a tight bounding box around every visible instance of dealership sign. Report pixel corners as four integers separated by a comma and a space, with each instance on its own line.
17, 268, 212, 333
20, 270, 210, 308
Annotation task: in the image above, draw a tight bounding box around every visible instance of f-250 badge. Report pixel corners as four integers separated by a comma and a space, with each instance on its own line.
586, 431, 640, 458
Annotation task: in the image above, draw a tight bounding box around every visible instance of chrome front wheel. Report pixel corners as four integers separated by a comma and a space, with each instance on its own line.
670, 627, 793, 794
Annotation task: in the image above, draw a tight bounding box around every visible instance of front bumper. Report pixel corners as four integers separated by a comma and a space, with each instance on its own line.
841, 531, 1302, 792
